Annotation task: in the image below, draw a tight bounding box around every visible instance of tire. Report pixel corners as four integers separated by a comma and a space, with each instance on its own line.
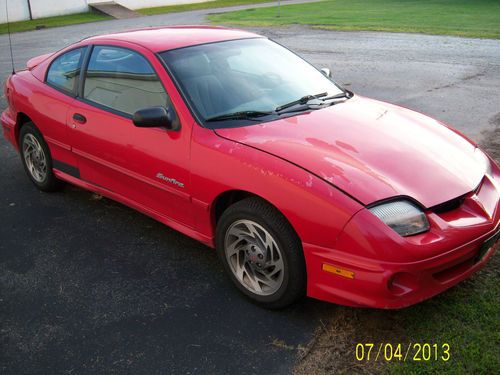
19, 122, 61, 192
216, 197, 306, 309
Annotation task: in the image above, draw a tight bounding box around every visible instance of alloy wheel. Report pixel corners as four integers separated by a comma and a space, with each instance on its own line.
224, 219, 284, 296
23, 133, 48, 183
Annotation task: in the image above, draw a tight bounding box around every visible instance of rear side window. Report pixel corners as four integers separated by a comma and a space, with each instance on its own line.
83, 46, 168, 115
46, 48, 84, 94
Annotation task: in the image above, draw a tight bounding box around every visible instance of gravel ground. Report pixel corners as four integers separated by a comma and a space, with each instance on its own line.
1, 12, 499, 375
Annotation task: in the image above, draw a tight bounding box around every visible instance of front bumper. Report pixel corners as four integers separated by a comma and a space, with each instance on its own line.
304, 173, 500, 308
305, 227, 498, 308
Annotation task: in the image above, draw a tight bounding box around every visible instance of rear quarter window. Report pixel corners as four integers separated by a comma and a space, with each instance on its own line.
46, 48, 85, 94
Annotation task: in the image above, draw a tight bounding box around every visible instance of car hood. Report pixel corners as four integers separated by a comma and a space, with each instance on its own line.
215, 96, 485, 208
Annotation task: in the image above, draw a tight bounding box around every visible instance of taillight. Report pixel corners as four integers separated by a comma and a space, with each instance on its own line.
4, 76, 12, 106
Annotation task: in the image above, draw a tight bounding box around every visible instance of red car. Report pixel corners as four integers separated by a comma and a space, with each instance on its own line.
2, 26, 499, 309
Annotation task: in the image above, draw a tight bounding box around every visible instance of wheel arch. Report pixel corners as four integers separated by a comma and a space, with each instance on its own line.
211, 189, 300, 242
15, 112, 34, 147
212, 190, 261, 227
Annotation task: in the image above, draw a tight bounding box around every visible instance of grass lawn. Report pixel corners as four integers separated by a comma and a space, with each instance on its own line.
137, 0, 281, 16
294, 253, 500, 374
0, 12, 111, 35
0, 1, 275, 35
386, 255, 500, 374
208, 0, 500, 39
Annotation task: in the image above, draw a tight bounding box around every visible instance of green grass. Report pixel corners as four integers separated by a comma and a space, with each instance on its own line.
386, 256, 500, 374
294, 164, 500, 375
0, 12, 111, 35
137, 0, 279, 16
208, 0, 500, 39
294, 253, 500, 374
0, 1, 276, 35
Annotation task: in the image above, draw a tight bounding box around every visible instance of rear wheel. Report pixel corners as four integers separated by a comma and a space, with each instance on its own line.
216, 197, 306, 309
19, 122, 60, 192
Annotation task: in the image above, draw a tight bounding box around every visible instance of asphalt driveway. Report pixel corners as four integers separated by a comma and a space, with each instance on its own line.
1, 5, 499, 375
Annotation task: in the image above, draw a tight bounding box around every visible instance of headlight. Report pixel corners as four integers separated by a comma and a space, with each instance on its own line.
369, 200, 430, 236
474, 148, 492, 177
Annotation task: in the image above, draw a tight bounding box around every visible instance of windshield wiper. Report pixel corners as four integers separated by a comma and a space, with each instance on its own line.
205, 91, 353, 122
275, 91, 353, 115
205, 110, 274, 122
322, 91, 352, 101
275, 92, 328, 112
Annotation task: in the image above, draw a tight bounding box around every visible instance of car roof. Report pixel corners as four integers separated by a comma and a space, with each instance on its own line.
84, 26, 262, 52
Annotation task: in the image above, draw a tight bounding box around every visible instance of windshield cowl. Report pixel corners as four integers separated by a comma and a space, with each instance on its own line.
202, 94, 354, 128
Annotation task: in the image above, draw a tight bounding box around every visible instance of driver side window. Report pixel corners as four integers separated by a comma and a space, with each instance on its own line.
83, 46, 168, 116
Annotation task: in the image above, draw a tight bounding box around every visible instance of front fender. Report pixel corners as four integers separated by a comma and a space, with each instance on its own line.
190, 125, 363, 249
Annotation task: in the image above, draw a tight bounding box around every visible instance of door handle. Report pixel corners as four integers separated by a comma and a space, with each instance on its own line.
73, 113, 87, 124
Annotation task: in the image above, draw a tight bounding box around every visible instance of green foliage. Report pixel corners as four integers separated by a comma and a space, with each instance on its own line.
209, 0, 500, 39
138, 0, 278, 16
0, 12, 110, 35
387, 259, 500, 374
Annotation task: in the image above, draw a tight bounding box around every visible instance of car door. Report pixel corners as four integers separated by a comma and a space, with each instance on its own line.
67, 43, 193, 227
36, 46, 87, 172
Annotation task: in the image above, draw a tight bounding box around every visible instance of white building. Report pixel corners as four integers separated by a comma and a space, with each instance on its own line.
1, 0, 215, 23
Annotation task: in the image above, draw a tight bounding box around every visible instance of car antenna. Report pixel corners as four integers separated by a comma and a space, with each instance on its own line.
5, 0, 16, 75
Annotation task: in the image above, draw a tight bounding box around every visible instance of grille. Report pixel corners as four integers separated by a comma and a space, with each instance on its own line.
431, 196, 465, 214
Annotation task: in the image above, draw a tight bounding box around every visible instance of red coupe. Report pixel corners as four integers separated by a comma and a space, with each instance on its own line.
2, 27, 499, 309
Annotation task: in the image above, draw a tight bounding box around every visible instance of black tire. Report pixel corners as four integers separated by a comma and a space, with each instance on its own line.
216, 197, 306, 309
19, 122, 61, 192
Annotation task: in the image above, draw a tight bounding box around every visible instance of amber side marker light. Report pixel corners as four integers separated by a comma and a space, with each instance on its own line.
322, 263, 355, 279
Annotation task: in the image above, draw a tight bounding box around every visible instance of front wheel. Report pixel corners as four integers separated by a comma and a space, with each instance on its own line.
216, 197, 306, 309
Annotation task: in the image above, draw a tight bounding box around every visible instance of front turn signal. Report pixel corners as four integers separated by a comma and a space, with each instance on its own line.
322, 263, 355, 279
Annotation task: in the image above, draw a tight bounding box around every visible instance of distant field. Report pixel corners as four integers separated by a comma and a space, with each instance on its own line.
0, 13, 110, 35
138, 0, 279, 15
0, 1, 274, 35
208, 0, 500, 39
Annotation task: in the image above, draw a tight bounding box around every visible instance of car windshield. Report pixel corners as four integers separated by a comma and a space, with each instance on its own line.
159, 38, 345, 127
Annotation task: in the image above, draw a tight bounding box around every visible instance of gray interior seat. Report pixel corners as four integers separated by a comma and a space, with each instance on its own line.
183, 76, 227, 117
171, 53, 231, 118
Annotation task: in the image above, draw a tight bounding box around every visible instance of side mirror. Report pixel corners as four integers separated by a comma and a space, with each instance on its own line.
320, 68, 332, 78
132, 106, 180, 131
